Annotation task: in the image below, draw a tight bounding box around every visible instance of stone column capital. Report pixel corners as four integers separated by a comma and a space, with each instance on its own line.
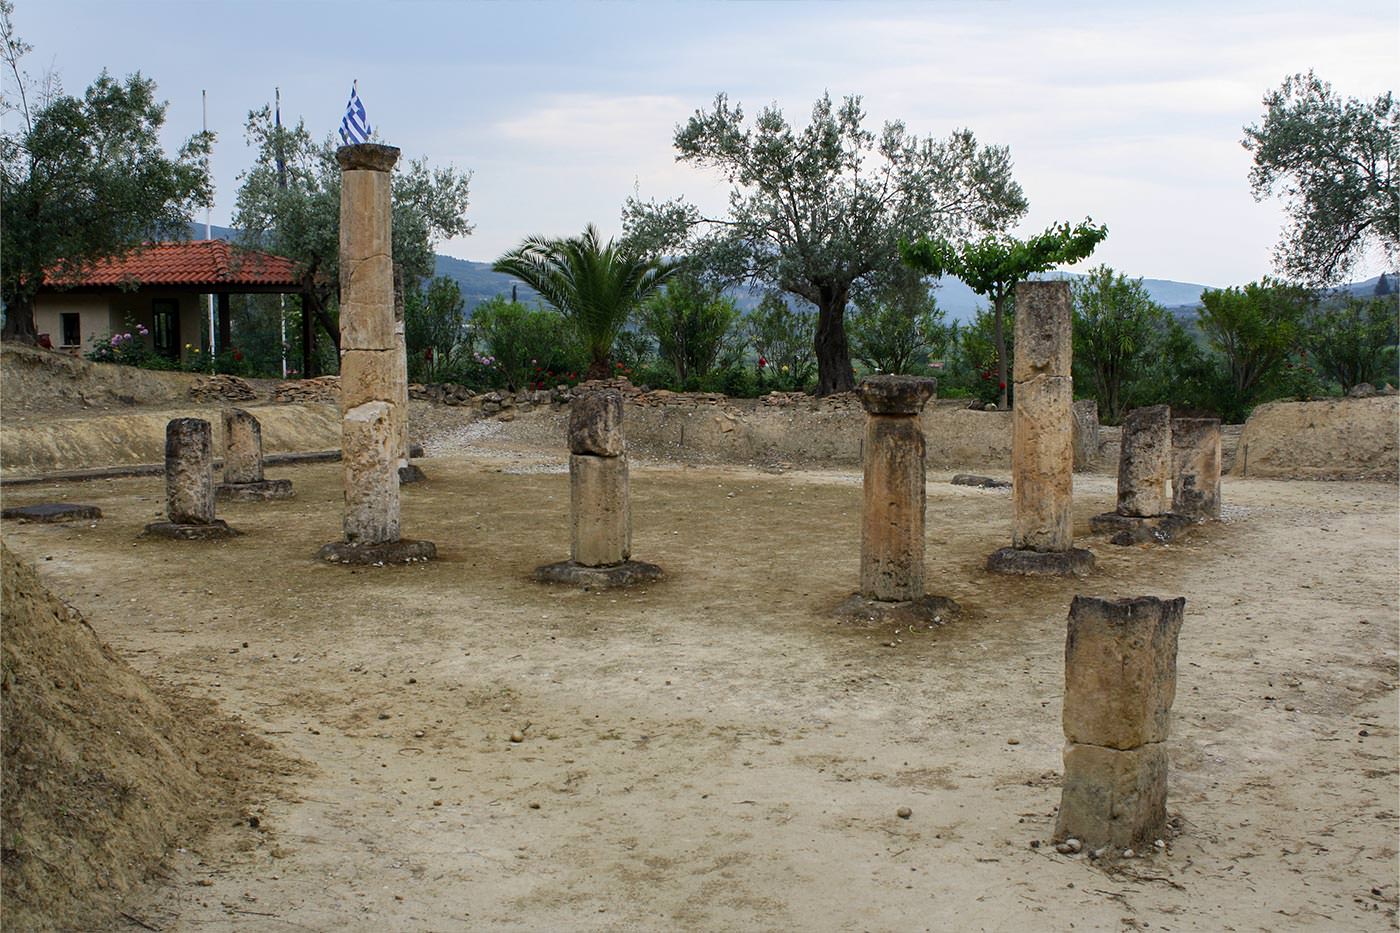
857, 375, 936, 415
336, 143, 400, 173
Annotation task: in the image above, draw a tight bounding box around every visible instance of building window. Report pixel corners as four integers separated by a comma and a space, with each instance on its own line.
152, 300, 179, 359
60, 313, 82, 348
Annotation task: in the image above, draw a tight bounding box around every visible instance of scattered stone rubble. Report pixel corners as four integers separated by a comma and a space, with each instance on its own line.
189, 374, 257, 403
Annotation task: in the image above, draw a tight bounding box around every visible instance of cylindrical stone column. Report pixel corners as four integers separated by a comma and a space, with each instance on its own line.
165, 418, 215, 524
337, 143, 401, 543
222, 408, 264, 485
1012, 281, 1074, 551
568, 390, 629, 567
858, 375, 935, 601
393, 264, 412, 473
1116, 405, 1171, 517
1056, 595, 1184, 851
342, 401, 400, 545
1171, 418, 1221, 520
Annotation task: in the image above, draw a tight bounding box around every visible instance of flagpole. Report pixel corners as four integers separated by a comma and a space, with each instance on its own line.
276, 87, 287, 379
203, 89, 216, 370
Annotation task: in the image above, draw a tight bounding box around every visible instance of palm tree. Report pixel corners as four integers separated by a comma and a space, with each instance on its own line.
493, 224, 677, 379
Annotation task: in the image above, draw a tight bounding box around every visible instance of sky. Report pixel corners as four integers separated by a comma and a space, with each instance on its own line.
6, 0, 1397, 287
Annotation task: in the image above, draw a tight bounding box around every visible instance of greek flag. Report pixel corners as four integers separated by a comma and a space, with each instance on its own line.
338, 81, 371, 145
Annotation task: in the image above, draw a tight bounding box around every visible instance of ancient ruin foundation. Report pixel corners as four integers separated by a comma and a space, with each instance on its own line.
144, 418, 238, 539
1171, 417, 1222, 520
1056, 595, 1184, 852
837, 376, 958, 625
317, 143, 434, 565
216, 408, 293, 501
987, 281, 1094, 576
535, 389, 661, 586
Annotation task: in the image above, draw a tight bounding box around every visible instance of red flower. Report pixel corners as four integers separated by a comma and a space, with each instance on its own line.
998, 381, 1006, 389
758, 356, 768, 368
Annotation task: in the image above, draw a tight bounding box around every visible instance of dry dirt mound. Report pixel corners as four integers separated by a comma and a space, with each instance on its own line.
0, 544, 292, 930
1233, 395, 1399, 480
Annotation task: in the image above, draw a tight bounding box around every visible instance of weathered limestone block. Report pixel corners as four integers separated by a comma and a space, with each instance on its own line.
570, 454, 630, 566
1171, 418, 1221, 520
1055, 742, 1168, 850
339, 348, 402, 411
569, 390, 625, 457
165, 418, 215, 524
1072, 398, 1100, 472
341, 401, 400, 545
857, 374, 936, 415
1013, 281, 1072, 381
2, 503, 102, 523
1011, 375, 1074, 552
222, 408, 264, 484
1063, 596, 1185, 749
860, 415, 927, 601
1117, 405, 1171, 517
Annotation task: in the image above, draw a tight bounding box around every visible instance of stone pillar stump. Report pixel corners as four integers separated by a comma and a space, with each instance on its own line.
987, 281, 1094, 576
535, 390, 661, 587
318, 143, 434, 565
144, 418, 238, 539
1056, 595, 1184, 853
836, 376, 959, 626
1171, 418, 1221, 520
1091, 405, 1186, 544
216, 408, 293, 501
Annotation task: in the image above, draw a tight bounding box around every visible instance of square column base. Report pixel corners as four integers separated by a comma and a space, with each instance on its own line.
986, 546, 1095, 576
318, 538, 436, 565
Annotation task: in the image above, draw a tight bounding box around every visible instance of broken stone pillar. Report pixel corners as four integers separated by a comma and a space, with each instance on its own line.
1056, 595, 1184, 852
216, 408, 294, 501
393, 265, 424, 483
144, 418, 238, 539
534, 390, 661, 586
1072, 399, 1101, 472
837, 376, 959, 625
1091, 405, 1178, 543
1171, 418, 1222, 520
987, 281, 1094, 576
1117, 405, 1171, 516
318, 143, 434, 565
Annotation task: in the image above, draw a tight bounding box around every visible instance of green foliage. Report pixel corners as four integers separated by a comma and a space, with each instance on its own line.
624, 91, 1028, 394
493, 224, 676, 377
1070, 265, 1170, 424
848, 273, 951, 375
901, 219, 1107, 407
1197, 278, 1316, 421
1303, 295, 1399, 392
748, 294, 817, 391
405, 276, 468, 383
0, 1, 212, 342
1243, 71, 1398, 285
936, 308, 1009, 404
638, 273, 742, 387
233, 106, 471, 369
469, 297, 583, 391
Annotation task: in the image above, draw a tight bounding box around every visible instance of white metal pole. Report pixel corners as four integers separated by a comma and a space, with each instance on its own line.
204, 89, 216, 370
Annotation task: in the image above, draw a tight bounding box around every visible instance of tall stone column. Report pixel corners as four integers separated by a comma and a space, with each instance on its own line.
318, 143, 434, 565
535, 390, 661, 587
144, 418, 238, 539
216, 408, 293, 501
837, 376, 959, 625
987, 281, 1094, 576
1171, 418, 1221, 520
1091, 405, 1182, 543
1056, 595, 1184, 853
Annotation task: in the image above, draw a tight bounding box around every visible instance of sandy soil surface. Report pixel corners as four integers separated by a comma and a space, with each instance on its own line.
1, 423, 1396, 931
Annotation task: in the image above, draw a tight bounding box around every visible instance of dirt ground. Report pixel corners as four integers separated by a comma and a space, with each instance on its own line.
1, 417, 1397, 932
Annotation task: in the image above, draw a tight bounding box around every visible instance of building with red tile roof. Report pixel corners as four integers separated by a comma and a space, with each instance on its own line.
35, 241, 307, 363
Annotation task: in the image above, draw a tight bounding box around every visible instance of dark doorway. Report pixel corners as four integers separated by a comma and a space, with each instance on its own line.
152, 300, 180, 360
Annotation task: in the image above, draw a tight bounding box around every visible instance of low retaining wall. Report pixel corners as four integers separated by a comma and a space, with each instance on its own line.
1232, 395, 1399, 481
0, 403, 341, 478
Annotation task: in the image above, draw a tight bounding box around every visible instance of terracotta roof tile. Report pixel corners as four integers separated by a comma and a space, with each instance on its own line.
44, 240, 299, 289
